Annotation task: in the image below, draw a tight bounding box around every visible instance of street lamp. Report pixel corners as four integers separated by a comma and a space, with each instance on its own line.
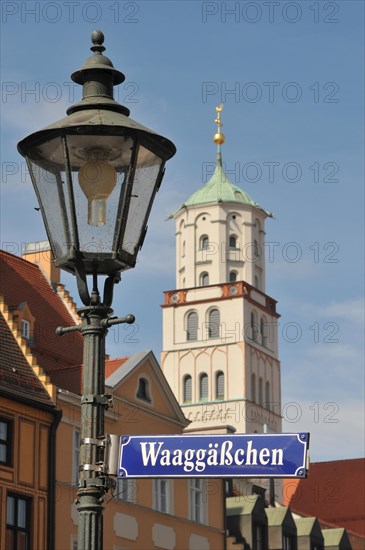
17, 30, 176, 550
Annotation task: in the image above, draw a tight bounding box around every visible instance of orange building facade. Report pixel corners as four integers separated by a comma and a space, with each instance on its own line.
0, 307, 60, 550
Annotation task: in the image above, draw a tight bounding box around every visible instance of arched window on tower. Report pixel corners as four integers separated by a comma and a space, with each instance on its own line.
216, 371, 224, 400
208, 308, 220, 339
229, 270, 238, 282
258, 377, 263, 406
251, 373, 256, 403
265, 381, 270, 410
251, 311, 258, 341
182, 240, 186, 257
183, 375, 192, 403
229, 235, 237, 249
199, 373, 208, 401
186, 311, 198, 341
200, 235, 209, 250
254, 239, 259, 258
200, 272, 209, 286
260, 317, 267, 347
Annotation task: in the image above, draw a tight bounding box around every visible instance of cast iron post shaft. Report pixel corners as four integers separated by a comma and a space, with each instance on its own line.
77, 304, 111, 550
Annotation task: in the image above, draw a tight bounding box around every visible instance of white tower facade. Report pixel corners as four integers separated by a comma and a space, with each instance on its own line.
161, 111, 282, 438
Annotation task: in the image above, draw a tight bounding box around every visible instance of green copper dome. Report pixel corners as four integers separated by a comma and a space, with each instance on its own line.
176, 150, 272, 217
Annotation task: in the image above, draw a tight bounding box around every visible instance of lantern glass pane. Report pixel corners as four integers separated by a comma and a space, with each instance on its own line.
63, 134, 134, 261
26, 133, 137, 271
68, 166, 126, 256
121, 145, 162, 256
27, 137, 72, 262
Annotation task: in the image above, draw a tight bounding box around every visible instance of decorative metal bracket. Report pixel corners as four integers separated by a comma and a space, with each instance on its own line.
56, 314, 135, 336
103, 272, 121, 307
78, 434, 120, 478
81, 394, 114, 409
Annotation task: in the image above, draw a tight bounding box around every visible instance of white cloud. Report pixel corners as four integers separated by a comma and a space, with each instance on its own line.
306, 343, 362, 361
297, 298, 365, 325
283, 399, 365, 461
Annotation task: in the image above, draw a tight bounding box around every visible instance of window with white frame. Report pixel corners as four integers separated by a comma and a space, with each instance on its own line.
153, 479, 172, 513
72, 429, 80, 485
189, 479, 206, 523
21, 319, 30, 339
115, 478, 136, 503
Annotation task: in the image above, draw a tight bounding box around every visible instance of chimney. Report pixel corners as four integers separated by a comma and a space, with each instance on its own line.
22, 241, 60, 287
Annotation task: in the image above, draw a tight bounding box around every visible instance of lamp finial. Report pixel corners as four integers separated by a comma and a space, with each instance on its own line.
91, 29, 105, 53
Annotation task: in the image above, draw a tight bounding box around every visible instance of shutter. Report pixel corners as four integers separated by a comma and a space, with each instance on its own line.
201, 236, 209, 250
187, 311, 198, 340
201, 272, 209, 286
200, 374, 208, 401
251, 374, 256, 402
259, 378, 263, 405
216, 372, 224, 399
184, 376, 192, 403
265, 381, 270, 409
208, 309, 220, 338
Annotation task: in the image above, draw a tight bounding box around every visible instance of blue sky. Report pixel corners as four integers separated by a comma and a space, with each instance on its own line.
1, 1, 364, 463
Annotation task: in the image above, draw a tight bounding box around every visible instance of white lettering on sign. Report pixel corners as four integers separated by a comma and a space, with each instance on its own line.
139, 440, 283, 473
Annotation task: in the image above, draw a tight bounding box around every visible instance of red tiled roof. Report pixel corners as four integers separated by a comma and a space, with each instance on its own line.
0, 313, 55, 407
0, 251, 83, 393
283, 459, 365, 536
105, 357, 129, 378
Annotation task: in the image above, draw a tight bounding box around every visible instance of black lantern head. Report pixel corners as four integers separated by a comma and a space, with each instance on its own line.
18, 30, 176, 276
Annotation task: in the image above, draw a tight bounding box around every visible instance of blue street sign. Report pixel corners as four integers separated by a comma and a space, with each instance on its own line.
118, 433, 309, 478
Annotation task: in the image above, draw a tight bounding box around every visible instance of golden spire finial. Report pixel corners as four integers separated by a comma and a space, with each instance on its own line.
214, 104, 225, 145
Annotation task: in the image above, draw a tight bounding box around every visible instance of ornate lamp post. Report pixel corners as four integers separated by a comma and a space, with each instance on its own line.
17, 30, 176, 550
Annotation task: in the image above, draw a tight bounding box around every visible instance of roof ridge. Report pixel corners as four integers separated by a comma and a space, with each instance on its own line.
0, 248, 43, 269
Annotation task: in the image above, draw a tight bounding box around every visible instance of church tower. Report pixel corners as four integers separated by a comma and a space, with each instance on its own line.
161, 106, 282, 437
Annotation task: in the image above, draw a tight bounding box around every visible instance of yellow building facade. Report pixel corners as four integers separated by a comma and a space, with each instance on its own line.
54, 351, 225, 550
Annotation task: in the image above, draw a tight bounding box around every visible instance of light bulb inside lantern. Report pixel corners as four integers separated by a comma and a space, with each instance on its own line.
78, 160, 117, 226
